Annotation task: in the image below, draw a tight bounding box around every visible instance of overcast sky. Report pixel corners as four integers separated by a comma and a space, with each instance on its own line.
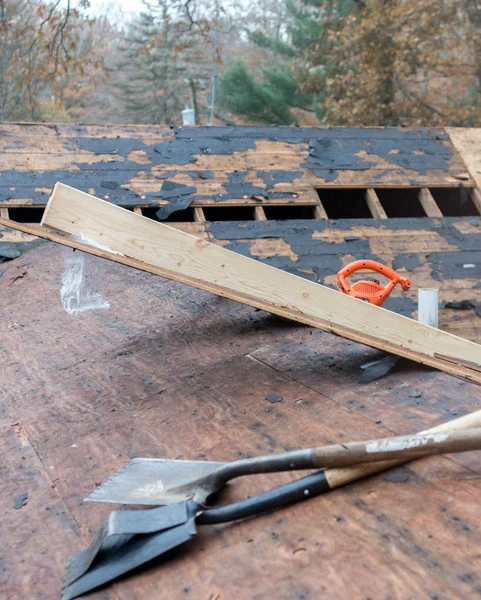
73, 0, 144, 21
74, 0, 241, 22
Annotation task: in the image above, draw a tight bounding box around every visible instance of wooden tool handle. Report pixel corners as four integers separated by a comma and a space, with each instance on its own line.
223, 422, 481, 482
311, 427, 481, 469
324, 409, 481, 489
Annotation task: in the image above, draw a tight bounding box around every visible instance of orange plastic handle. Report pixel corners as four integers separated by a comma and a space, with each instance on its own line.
337, 260, 412, 307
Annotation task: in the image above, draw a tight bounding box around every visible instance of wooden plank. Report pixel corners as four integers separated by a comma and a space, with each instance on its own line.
365, 188, 388, 219
0, 122, 174, 139
9, 182, 474, 383
254, 206, 267, 221
3, 211, 481, 337
447, 127, 481, 189
419, 188, 443, 217
0, 194, 326, 209
6, 184, 481, 382
0, 208, 9, 218
470, 188, 481, 215
0, 125, 475, 214
193, 207, 206, 222
313, 203, 328, 219
296, 187, 328, 219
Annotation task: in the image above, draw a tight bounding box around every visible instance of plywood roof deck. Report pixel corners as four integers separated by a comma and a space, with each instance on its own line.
2, 244, 481, 599
1, 124, 481, 598
0, 124, 476, 211
1, 124, 481, 339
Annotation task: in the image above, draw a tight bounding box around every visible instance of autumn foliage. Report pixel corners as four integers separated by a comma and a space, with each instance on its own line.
0, 0, 480, 126
0, 0, 104, 121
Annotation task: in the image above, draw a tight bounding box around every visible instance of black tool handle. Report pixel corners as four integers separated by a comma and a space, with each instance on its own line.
197, 470, 330, 525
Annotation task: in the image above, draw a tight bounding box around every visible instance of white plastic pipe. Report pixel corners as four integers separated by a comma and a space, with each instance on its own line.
182, 108, 196, 125
418, 288, 439, 328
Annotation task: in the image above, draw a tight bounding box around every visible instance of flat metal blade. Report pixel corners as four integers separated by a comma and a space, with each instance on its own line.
86, 458, 226, 505
64, 503, 190, 587
62, 517, 197, 600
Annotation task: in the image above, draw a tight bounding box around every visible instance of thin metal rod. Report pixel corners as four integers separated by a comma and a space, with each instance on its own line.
208, 18, 218, 125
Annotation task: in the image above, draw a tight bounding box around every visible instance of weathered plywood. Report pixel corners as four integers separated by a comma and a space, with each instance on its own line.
448, 128, 481, 189
0, 424, 109, 599
1, 124, 481, 368
12, 182, 476, 383
0, 124, 474, 210
2, 245, 481, 599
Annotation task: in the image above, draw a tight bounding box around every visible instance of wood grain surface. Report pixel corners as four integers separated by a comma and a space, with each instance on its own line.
0, 124, 473, 212
1, 124, 481, 350
36, 183, 481, 383
1, 243, 481, 599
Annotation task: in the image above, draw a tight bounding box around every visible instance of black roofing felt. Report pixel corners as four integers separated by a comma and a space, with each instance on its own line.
0, 126, 455, 214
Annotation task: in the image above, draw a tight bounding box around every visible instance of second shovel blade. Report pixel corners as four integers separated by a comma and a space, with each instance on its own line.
62, 517, 197, 600
86, 458, 226, 505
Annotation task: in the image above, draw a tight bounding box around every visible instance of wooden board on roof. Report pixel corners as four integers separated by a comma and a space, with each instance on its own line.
2, 216, 481, 344
1, 123, 481, 345
1, 182, 478, 383
448, 128, 481, 189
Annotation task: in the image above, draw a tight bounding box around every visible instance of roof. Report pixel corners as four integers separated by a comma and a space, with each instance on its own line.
2, 242, 481, 598
1, 124, 481, 341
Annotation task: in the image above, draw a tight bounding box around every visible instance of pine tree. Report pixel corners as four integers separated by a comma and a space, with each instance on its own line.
220, 62, 311, 125
219, 0, 315, 125
114, 0, 211, 125
218, 0, 330, 125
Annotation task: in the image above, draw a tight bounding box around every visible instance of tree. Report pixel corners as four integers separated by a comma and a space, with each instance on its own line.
220, 62, 312, 124
218, 0, 315, 125
112, 0, 214, 125
460, 0, 481, 124
0, 0, 95, 121
220, 0, 481, 127
2, 0, 480, 127
52, 15, 120, 123
294, 0, 476, 125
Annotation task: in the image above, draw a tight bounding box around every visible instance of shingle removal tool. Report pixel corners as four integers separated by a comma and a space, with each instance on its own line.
63, 470, 330, 600
87, 427, 481, 506
65, 411, 481, 599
